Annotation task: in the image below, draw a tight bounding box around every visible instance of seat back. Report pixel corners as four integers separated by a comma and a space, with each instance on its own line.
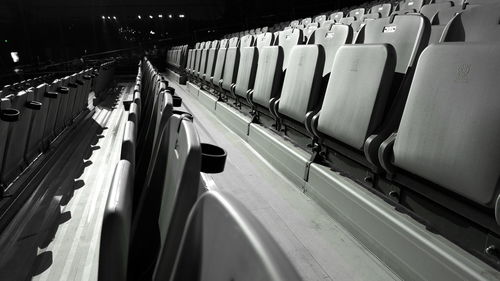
358, 14, 429, 74
329, 11, 344, 22
211, 39, 229, 88
276, 45, 325, 123
221, 37, 241, 91
308, 25, 353, 76
25, 84, 47, 164
203, 40, 220, 83
167, 191, 303, 281
233, 33, 274, 99
98, 160, 134, 281
442, 4, 500, 42
349, 8, 366, 20
370, 3, 393, 18
316, 44, 396, 150
392, 42, 500, 207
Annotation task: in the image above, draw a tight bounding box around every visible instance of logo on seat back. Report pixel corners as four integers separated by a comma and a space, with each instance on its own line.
349, 59, 360, 72
455, 64, 471, 83
383, 25, 397, 33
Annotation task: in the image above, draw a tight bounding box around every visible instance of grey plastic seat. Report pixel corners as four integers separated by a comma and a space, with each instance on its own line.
314, 14, 327, 24
307, 14, 429, 170
394, 0, 425, 14
1, 90, 37, 185
193, 42, 206, 79
428, 6, 464, 43
232, 33, 274, 101
329, 11, 344, 22
42, 81, 61, 149
98, 159, 134, 281
379, 42, 500, 223
203, 40, 220, 84
25, 84, 47, 164
167, 191, 303, 281
369, 3, 392, 18
121, 120, 137, 163
197, 41, 211, 80
308, 25, 353, 77
210, 39, 229, 91
312, 44, 396, 150
349, 8, 366, 20
303, 23, 320, 43
220, 37, 241, 93
250, 28, 303, 110
442, 3, 500, 42
421, 1, 454, 21
129, 112, 202, 281
0, 98, 17, 189
272, 45, 325, 126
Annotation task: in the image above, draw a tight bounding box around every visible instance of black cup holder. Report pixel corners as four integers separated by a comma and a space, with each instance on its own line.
44, 91, 58, 99
1, 108, 20, 122
166, 86, 175, 94
200, 143, 227, 174
123, 100, 132, 111
67, 82, 78, 88
172, 96, 182, 107
26, 101, 42, 110
57, 86, 69, 94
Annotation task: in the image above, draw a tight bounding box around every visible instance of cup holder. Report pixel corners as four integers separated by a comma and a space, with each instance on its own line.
26, 101, 42, 110
44, 91, 58, 99
166, 86, 175, 94
1, 108, 20, 122
123, 100, 132, 111
57, 86, 69, 94
172, 96, 182, 107
200, 143, 227, 174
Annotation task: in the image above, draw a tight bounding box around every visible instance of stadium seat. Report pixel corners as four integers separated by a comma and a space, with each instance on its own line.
349, 8, 366, 20
210, 39, 229, 94
1, 90, 36, 185
329, 11, 344, 22
248, 28, 303, 115
427, 5, 464, 43
441, 3, 500, 42
166, 191, 302, 281
24, 84, 47, 164
98, 159, 134, 281
220, 37, 241, 95
202, 40, 220, 85
231, 33, 273, 104
314, 14, 327, 24
41, 81, 61, 149
368, 3, 392, 18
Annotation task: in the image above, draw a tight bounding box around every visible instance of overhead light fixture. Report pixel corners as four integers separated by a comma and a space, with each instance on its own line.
138, 15, 142, 19
113, 16, 117, 20
107, 16, 111, 19
149, 15, 153, 19
168, 14, 173, 18
150, 30, 155, 35
158, 14, 163, 18
10, 52, 19, 63
102, 16, 105, 20
179, 14, 185, 18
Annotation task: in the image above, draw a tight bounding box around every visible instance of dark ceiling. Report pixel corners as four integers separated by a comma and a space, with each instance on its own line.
0, 0, 365, 73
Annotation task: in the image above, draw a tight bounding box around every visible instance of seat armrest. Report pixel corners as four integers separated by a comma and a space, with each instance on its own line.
305, 111, 320, 138
269, 97, 281, 119
377, 132, 397, 175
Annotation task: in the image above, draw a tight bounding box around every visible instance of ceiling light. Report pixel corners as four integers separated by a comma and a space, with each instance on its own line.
149, 15, 153, 19
179, 14, 185, 18
168, 14, 173, 18
107, 16, 111, 19
138, 15, 142, 19
101, 16, 105, 20
113, 16, 117, 20
158, 14, 163, 18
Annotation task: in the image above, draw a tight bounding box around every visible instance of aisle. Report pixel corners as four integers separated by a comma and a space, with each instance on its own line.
29, 84, 130, 281
168, 79, 401, 281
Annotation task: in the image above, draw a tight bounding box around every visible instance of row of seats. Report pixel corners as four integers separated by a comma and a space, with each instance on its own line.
1, 74, 55, 98
98, 58, 302, 281
166, 45, 189, 69
174, 1, 500, 265
223, 26, 269, 39
0, 65, 104, 194
94, 61, 116, 99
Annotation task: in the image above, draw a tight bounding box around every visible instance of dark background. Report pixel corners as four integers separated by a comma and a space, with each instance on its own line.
0, 0, 368, 74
